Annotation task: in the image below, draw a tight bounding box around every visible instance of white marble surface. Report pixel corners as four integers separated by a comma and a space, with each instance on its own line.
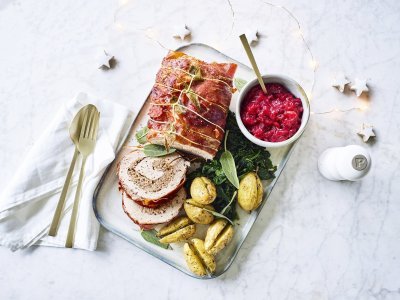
0, 0, 399, 299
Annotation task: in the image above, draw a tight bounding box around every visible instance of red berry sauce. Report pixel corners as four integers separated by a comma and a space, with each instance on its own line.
241, 83, 303, 142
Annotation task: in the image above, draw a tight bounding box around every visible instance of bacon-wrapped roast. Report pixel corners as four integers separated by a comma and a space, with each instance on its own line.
146, 51, 237, 160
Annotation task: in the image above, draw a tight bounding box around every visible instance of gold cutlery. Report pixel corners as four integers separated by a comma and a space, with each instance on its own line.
65, 105, 100, 248
48, 105, 92, 237
239, 34, 268, 94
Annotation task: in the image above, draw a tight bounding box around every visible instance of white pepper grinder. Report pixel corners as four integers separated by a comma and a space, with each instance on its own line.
318, 145, 371, 181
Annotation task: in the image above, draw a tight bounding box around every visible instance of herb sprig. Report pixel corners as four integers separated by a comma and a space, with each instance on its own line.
141, 229, 170, 249
135, 126, 149, 144
143, 144, 176, 157
219, 131, 240, 189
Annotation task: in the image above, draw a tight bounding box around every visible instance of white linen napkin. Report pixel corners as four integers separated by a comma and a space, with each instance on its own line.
0, 93, 134, 251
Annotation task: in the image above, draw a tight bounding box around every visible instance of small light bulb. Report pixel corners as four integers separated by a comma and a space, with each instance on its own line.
293, 28, 303, 37
146, 28, 159, 39
114, 22, 125, 31
309, 59, 318, 70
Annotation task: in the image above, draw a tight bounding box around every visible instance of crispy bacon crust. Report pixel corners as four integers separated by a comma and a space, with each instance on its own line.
146, 51, 237, 159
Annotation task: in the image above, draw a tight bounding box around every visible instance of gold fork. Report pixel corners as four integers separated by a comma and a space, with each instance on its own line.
65, 106, 100, 248
48, 105, 91, 237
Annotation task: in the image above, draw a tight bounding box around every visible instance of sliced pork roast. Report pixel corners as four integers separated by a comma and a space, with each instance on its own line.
118, 150, 189, 205
122, 188, 186, 225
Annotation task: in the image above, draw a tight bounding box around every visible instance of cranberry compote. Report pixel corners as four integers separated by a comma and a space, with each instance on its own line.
240, 83, 303, 142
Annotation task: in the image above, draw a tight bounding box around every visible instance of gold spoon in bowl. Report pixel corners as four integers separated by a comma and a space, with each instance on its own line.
48, 104, 95, 237
239, 34, 268, 94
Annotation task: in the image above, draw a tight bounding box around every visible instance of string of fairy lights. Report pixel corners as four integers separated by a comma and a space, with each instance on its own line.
112, 0, 369, 116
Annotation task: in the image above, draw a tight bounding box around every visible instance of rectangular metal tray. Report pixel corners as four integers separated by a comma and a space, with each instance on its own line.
93, 43, 300, 279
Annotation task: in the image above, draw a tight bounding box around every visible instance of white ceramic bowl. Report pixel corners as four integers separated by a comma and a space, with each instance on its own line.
236, 74, 310, 148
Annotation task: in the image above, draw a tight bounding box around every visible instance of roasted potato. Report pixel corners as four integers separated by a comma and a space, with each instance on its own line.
184, 199, 214, 224
184, 238, 216, 276
190, 177, 217, 205
238, 172, 263, 212
204, 219, 234, 255
157, 216, 195, 243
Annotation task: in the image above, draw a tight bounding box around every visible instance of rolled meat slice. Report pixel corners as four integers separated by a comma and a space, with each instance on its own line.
122, 188, 186, 225
118, 150, 189, 203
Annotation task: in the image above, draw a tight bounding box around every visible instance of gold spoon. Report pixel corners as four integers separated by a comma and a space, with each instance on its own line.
239, 34, 268, 94
48, 104, 93, 237
66, 105, 100, 248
